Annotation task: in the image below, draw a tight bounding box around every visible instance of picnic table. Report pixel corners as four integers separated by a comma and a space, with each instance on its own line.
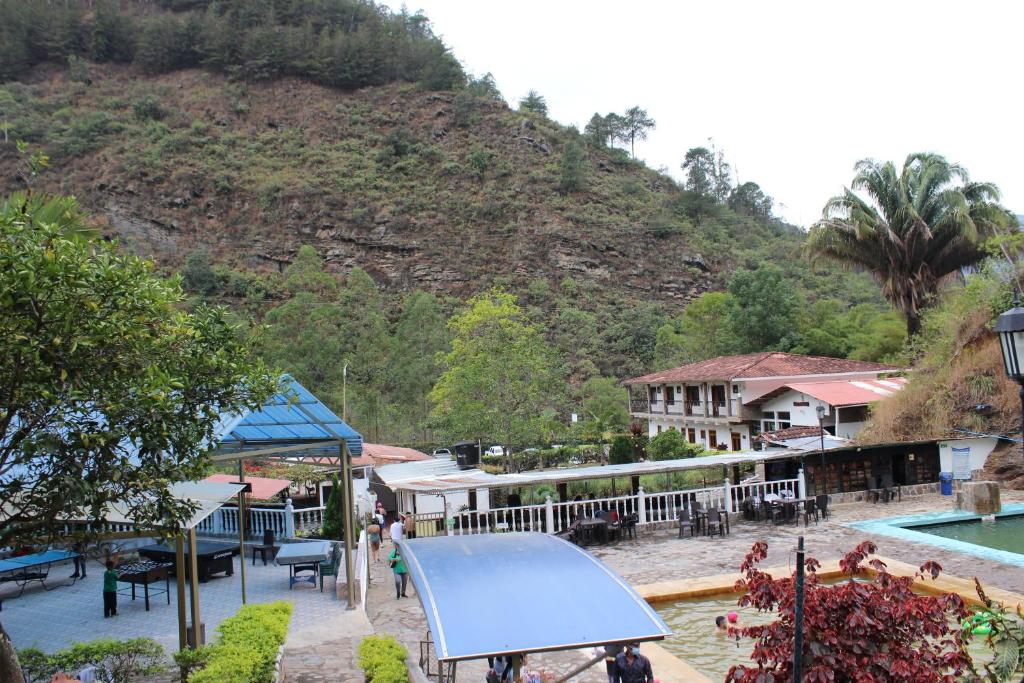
275, 541, 331, 589
116, 560, 172, 611
0, 550, 80, 611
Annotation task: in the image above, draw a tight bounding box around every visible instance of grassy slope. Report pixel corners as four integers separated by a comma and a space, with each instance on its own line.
0, 63, 873, 313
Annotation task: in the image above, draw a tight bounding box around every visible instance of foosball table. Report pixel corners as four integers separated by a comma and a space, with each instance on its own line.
116, 560, 172, 611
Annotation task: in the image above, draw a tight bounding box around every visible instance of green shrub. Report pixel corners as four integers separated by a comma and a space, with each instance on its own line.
358, 635, 409, 683
19, 638, 165, 683
609, 434, 634, 465
189, 601, 293, 683
132, 95, 165, 121
648, 429, 703, 461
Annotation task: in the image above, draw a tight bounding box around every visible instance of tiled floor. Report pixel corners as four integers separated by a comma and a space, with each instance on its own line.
2, 546, 347, 655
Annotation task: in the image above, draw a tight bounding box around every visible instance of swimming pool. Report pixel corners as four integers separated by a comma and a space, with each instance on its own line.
848, 503, 1024, 567
655, 586, 993, 679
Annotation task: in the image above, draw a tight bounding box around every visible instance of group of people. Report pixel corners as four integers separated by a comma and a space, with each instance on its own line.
365, 502, 417, 600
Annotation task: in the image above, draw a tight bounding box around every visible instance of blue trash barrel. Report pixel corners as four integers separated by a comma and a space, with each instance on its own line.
939, 472, 953, 496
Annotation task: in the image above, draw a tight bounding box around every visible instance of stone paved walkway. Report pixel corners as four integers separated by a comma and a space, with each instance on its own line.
283, 491, 1024, 681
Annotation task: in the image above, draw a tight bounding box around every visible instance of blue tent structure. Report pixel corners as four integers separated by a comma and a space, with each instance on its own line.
399, 533, 670, 681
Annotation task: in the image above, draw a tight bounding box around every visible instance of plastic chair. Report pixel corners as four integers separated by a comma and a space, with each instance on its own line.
252, 529, 278, 566
678, 509, 695, 538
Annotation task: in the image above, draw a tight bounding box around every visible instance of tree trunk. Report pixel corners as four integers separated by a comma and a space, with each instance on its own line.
906, 312, 922, 338
0, 621, 25, 683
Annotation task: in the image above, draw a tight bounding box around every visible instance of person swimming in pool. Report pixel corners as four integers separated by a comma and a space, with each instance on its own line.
715, 616, 728, 633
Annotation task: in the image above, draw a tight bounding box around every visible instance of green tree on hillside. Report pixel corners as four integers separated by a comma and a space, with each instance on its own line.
725, 266, 800, 353
728, 182, 773, 219
429, 290, 558, 463
579, 376, 629, 432
388, 290, 450, 442
807, 153, 1015, 337
622, 106, 655, 159
559, 136, 586, 193
518, 90, 548, 116
653, 291, 737, 368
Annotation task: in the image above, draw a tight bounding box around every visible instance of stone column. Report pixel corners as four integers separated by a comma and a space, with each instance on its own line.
284, 498, 295, 539
637, 487, 647, 525
545, 496, 555, 534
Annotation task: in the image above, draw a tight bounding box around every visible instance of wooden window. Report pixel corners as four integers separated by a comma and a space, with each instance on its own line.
656, 424, 662, 434
708, 429, 717, 447
687, 428, 696, 442
731, 432, 741, 451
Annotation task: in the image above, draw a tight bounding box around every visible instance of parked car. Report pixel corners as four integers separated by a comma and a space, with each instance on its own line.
432, 448, 452, 458
485, 445, 505, 457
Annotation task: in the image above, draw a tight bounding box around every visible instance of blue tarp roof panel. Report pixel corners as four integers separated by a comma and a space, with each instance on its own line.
217, 375, 363, 455
399, 534, 670, 661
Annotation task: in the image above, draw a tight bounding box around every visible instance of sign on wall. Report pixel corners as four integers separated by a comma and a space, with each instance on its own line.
951, 447, 972, 480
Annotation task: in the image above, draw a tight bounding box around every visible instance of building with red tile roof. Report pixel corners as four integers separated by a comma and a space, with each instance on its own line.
623, 352, 904, 450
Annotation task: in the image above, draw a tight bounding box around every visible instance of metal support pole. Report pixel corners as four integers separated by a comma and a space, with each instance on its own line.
237, 460, 247, 605
340, 442, 356, 608
818, 417, 826, 494
793, 536, 805, 682
187, 528, 201, 648
175, 534, 187, 652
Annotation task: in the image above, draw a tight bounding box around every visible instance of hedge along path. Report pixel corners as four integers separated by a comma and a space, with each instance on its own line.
189, 601, 293, 683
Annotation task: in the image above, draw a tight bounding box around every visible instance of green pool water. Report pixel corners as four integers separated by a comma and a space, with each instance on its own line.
912, 514, 1024, 554
655, 586, 993, 680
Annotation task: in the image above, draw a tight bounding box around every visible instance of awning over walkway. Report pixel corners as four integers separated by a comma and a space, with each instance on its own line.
100, 480, 246, 530
400, 534, 670, 661
376, 450, 794, 494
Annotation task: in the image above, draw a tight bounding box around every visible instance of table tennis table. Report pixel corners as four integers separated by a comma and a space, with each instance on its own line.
0, 550, 81, 611
275, 541, 331, 589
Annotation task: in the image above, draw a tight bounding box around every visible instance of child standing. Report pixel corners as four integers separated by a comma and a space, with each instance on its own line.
103, 561, 118, 617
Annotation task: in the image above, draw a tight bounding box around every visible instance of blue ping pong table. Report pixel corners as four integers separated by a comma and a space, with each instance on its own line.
0, 550, 81, 610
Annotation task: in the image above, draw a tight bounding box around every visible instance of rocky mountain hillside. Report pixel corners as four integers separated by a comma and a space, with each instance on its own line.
0, 63, 839, 311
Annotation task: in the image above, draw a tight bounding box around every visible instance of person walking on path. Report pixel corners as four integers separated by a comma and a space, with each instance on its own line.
388, 546, 408, 598
403, 511, 416, 540
389, 514, 405, 544
367, 516, 382, 562
102, 561, 118, 617
70, 540, 87, 579
613, 642, 653, 683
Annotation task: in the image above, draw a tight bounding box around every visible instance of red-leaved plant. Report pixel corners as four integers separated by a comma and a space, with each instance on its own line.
725, 540, 975, 682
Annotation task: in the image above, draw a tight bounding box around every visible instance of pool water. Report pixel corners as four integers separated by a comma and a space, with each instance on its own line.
912, 514, 1024, 554
655, 586, 993, 679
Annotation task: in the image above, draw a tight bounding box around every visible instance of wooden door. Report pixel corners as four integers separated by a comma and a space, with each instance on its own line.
687, 428, 696, 443
731, 432, 741, 451
708, 430, 717, 448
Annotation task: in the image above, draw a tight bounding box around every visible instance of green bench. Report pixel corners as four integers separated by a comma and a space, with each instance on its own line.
319, 543, 341, 592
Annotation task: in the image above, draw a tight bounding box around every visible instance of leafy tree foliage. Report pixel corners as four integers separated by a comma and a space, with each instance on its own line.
728, 181, 773, 219
608, 434, 634, 465
0, 194, 277, 549
388, 290, 450, 442
518, 89, 548, 116
725, 266, 801, 353
648, 429, 703, 460
579, 376, 629, 432
726, 540, 973, 682
653, 291, 735, 368
0, 0, 464, 90
429, 290, 559, 454
321, 473, 342, 540
807, 153, 1015, 336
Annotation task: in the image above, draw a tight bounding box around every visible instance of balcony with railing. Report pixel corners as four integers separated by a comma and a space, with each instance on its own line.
684, 400, 702, 416
629, 396, 650, 413
710, 400, 728, 417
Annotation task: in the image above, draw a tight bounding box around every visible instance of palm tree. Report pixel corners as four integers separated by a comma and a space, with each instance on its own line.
807, 153, 1014, 337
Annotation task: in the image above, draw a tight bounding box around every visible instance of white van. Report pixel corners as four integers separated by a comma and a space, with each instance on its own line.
485, 445, 505, 457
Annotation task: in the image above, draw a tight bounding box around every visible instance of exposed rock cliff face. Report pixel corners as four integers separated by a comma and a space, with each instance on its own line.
1, 66, 801, 307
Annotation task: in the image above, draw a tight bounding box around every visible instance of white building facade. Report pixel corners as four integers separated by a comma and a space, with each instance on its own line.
625, 352, 902, 450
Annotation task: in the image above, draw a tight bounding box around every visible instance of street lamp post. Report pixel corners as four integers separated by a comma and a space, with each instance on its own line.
995, 297, 1024, 447
342, 363, 348, 422
815, 404, 827, 495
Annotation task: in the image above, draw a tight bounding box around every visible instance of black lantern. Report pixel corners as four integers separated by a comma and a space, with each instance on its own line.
996, 297, 1024, 384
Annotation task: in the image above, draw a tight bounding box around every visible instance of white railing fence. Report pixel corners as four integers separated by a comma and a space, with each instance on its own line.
195, 499, 327, 540
438, 473, 807, 537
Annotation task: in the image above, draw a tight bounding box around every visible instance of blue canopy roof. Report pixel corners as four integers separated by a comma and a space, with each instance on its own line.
399, 533, 670, 661
215, 375, 362, 456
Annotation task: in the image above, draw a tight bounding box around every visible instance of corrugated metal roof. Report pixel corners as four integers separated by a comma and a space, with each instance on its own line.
400, 533, 670, 661
782, 378, 908, 407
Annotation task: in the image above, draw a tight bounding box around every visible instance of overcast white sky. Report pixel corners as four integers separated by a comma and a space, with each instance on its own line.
385, 0, 1023, 227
